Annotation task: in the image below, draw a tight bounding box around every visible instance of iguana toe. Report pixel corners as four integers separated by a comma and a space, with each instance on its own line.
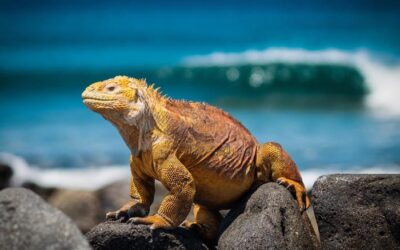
127, 214, 173, 230
276, 177, 310, 211
106, 210, 128, 221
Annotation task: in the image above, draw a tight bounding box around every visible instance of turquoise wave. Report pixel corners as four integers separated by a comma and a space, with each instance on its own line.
148, 63, 366, 97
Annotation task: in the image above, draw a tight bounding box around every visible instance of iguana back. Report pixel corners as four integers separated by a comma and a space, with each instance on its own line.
164, 99, 258, 178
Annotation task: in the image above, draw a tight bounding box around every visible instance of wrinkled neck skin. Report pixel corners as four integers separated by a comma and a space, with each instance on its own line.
100, 94, 168, 157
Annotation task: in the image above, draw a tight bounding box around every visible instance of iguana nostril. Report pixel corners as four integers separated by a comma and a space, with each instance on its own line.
82, 85, 97, 99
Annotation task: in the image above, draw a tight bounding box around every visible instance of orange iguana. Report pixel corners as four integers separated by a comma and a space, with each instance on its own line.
82, 75, 310, 242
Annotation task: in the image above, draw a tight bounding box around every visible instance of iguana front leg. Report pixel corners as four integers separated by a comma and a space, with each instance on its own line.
106, 155, 155, 221
128, 155, 195, 229
257, 142, 310, 211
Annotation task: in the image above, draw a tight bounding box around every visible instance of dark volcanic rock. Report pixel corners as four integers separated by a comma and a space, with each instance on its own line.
218, 183, 320, 250
86, 221, 208, 250
312, 174, 400, 250
0, 188, 90, 250
0, 163, 13, 190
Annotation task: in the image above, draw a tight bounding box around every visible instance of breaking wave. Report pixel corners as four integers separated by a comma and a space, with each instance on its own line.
4, 48, 399, 115
182, 48, 400, 116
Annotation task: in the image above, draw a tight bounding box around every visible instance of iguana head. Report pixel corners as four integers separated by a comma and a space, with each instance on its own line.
82, 75, 149, 126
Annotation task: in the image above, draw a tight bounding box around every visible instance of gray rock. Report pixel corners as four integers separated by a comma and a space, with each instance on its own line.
86, 221, 208, 250
312, 174, 400, 250
218, 183, 320, 250
48, 189, 104, 233
0, 188, 91, 250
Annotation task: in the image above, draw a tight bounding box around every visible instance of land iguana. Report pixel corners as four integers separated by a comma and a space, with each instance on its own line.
82, 75, 310, 242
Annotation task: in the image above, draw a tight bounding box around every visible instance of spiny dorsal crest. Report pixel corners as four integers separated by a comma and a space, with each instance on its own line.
127, 77, 164, 101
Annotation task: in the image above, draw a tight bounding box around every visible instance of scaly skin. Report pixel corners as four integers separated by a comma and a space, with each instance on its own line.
82, 76, 310, 243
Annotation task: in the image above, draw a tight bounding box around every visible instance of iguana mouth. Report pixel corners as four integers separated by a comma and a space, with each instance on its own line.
82, 89, 115, 101
83, 97, 114, 102
82, 97, 115, 107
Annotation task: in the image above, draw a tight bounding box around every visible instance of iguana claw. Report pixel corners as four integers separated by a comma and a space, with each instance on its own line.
276, 177, 310, 212
106, 210, 126, 220
106, 201, 148, 221
127, 214, 173, 230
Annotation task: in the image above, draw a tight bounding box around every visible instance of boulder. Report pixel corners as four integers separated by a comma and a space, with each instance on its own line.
48, 189, 104, 233
0, 188, 91, 250
86, 221, 208, 250
218, 183, 320, 250
0, 163, 13, 190
312, 174, 400, 250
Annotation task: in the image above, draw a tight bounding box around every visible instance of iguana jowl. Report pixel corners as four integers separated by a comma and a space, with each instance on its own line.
82, 76, 310, 242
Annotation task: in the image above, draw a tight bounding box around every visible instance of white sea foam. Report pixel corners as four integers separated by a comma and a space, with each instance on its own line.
1, 153, 399, 190
0, 152, 129, 190
183, 48, 400, 116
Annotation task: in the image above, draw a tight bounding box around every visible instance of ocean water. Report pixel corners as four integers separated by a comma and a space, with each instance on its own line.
0, 1, 399, 188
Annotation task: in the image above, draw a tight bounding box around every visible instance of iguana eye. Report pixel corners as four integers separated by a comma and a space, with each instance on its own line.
105, 84, 119, 93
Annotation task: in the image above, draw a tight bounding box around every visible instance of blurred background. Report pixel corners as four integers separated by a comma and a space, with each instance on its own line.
1, 0, 399, 189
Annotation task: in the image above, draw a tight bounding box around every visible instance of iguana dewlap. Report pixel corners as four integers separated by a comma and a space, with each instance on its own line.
82, 76, 310, 242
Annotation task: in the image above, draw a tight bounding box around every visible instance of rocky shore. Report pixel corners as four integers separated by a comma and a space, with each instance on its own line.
0, 164, 399, 250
